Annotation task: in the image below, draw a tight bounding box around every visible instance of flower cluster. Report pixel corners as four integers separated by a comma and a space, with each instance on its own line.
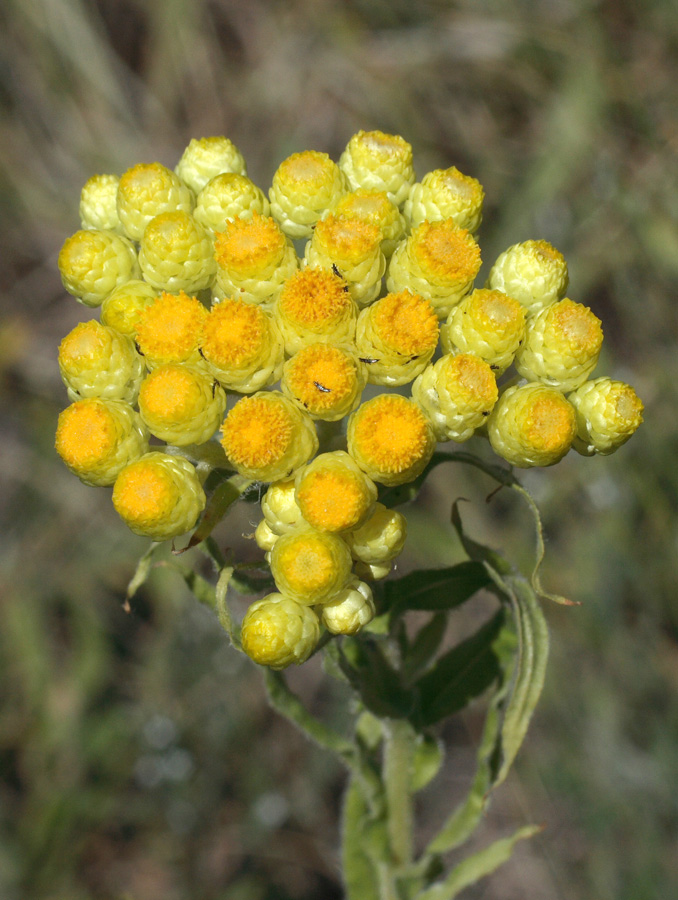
55, 131, 643, 668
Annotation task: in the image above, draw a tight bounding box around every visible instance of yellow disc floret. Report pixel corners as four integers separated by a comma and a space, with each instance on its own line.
275, 267, 357, 354
241, 593, 320, 669
356, 290, 439, 386
112, 451, 206, 541
55, 398, 149, 486
348, 394, 436, 485
295, 451, 377, 533
135, 291, 208, 369
282, 343, 366, 420
200, 298, 284, 392
329, 189, 406, 257
487, 383, 576, 468
220, 391, 318, 482
270, 528, 353, 605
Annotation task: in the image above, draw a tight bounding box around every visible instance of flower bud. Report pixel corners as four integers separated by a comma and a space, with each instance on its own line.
213, 213, 298, 307
387, 219, 482, 319
321, 578, 375, 635
487, 382, 576, 468
339, 130, 415, 206
79, 173, 121, 233
486, 240, 568, 316
295, 451, 377, 534
112, 451, 206, 541
269, 150, 347, 239
442, 288, 526, 375
254, 518, 279, 552
404, 166, 484, 233
55, 398, 149, 486
101, 279, 158, 337
515, 298, 603, 392
346, 502, 407, 565
194, 173, 270, 234
282, 343, 366, 420
117, 162, 194, 241
138, 364, 226, 446
241, 593, 320, 668
58, 229, 139, 307
175, 136, 246, 194
270, 528, 352, 605
568, 377, 643, 456
412, 352, 498, 442
348, 394, 436, 486
58, 320, 145, 403
139, 211, 216, 294
261, 479, 304, 535
355, 290, 439, 386
220, 391, 318, 482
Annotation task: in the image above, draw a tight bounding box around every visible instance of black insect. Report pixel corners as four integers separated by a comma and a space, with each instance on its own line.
359, 357, 379, 365
212, 381, 218, 398
314, 381, 331, 393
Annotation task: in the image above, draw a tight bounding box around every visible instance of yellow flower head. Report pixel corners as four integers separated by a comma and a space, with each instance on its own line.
282, 343, 366, 420
443, 288, 526, 374
58, 320, 145, 403
58, 229, 139, 307
112, 452, 206, 541
135, 291, 208, 368
340, 130, 415, 205
220, 391, 318, 481
372, 290, 439, 357
348, 394, 436, 485
276, 267, 357, 353
486, 239, 568, 315
101, 279, 158, 336
270, 528, 352, 605
139, 210, 216, 294
405, 167, 485, 233
175, 136, 247, 194
295, 451, 377, 533
568, 377, 644, 456
215, 212, 287, 279
201, 298, 271, 370
138, 364, 226, 446
55, 398, 148, 486
311, 214, 382, 268
488, 383, 576, 468
117, 162, 194, 241
410, 219, 481, 285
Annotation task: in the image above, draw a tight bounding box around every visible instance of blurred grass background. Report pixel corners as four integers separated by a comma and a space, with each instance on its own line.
1, 0, 677, 897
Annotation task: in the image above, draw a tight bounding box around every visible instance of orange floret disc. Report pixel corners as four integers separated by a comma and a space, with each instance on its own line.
351, 395, 431, 475
214, 212, 286, 277
221, 395, 294, 470
113, 461, 177, 526
442, 353, 498, 404
138, 366, 202, 421
276, 150, 335, 189
297, 469, 368, 533
284, 344, 355, 413
278, 268, 353, 329
372, 290, 439, 356
412, 220, 481, 283
313, 215, 381, 263
526, 397, 577, 453
550, 298, 603, 356
135, 291, 207, 363
201, 299, 267, 368
55, 400, 117, 468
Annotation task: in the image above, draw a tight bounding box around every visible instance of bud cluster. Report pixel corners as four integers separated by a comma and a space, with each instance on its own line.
55, 131, 643, 667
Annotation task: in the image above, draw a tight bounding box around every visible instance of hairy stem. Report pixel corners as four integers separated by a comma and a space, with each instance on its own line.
383, 719, 414, 870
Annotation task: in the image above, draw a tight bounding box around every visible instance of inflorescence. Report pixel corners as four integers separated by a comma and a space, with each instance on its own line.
56, 131, 644, 668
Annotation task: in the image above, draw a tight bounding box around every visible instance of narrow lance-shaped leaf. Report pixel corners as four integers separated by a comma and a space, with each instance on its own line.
417, 824, 543, 900
382, 561, 491, 615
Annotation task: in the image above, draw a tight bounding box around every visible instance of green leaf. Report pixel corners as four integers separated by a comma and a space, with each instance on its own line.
125, 541, 162, 605
339, 637, 415, 719
490, 570, 550, 786
424, 625, 517, 855
414, 609, 506, 728
417, 824, 542, 900
402, 613, 447, 681
382, 561, 491, 615
342, 777, 384, 900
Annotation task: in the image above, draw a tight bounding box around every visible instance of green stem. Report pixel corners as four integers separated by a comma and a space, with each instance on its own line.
383, 719, 414, 870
